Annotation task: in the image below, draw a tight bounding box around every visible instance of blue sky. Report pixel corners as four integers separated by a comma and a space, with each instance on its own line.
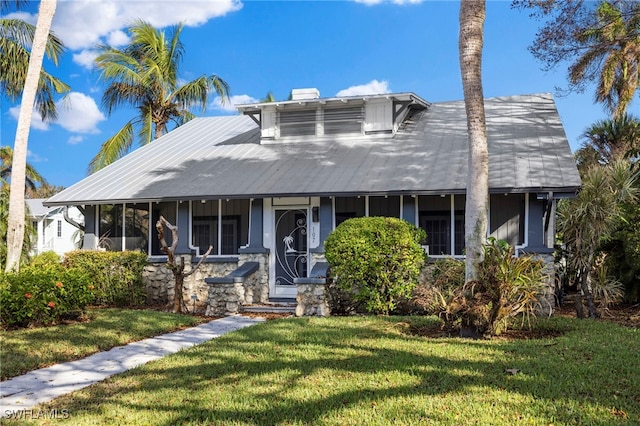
2, 0, 638, 188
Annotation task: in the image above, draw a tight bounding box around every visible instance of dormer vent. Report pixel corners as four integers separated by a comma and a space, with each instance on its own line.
291, 88, 320, 101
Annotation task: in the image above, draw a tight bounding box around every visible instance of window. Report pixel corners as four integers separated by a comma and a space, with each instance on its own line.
279, 109, 316, 137
278, 104, 364, 138
324, 106, 363, 135
489, 194, 526, 247
151, 202, 176, 255
334, 196, 365, 226
57, 220, 62, 238
418, 195, 465, 256
99, 204, 123, 251
191, 199, 249, 255
124, 204, 149, 252
369, 196, 400, 218
420, 213, 450, 255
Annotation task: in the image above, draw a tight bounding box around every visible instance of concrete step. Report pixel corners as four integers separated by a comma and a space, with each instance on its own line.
241, 302, 296, 314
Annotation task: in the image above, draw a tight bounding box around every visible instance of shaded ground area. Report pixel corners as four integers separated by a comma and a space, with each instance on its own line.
404, 302, 640, 340
555, 301, 640, 328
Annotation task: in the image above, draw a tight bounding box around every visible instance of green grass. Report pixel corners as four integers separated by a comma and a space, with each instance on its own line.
0, 307, 208, 380
7, 315, 640, 425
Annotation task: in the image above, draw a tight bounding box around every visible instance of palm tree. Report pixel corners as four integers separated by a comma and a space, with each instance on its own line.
557, 160, 639, 318
575, 114, 640, 172
459, 0, 489, 282
0, 2, 69, 120
1, 146, 47, 191
570, 1, 640, 119
5, 0, 57, 272
89, 20, 230, 172
0, 183, 35, 270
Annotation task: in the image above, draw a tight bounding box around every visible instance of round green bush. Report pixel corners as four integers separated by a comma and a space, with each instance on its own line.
324, 217, 427, 314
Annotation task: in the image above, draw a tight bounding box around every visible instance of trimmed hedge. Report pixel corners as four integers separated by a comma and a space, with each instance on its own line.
325, 217, 427, 314
63, 251, 148, 307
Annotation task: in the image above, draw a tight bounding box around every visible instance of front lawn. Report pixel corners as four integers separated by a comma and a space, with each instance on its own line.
0, 307, 208, 380
14, 315, 640, 425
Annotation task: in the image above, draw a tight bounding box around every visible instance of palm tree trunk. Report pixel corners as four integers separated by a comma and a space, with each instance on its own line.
459, 0, 489, 282
5, 0, 57, 272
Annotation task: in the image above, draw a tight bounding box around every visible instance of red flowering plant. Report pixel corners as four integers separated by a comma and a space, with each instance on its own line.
0, 255, 94, 328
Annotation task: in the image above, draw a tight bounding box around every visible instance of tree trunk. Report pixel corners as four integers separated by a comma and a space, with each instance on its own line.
459, 0, 489, 282
172, 256, 185, 313
5, 0, 57, 272
580, 267, 599, 318
155, 215, 212, 313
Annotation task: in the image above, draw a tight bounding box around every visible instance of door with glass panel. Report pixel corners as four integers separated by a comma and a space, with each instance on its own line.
272, 208, 308, 298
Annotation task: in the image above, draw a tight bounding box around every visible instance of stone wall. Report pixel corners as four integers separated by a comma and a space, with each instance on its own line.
296, 283, 329, 317
205, 282, 245, 316
238, 253, 269, 304
532, 253, 556, 317
142, 256, 238, 314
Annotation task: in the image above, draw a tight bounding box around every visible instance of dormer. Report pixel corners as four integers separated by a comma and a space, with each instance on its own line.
236, 88, 430, 144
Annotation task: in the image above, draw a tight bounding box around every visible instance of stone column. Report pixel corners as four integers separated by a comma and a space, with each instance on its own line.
533, 253, 556, 316
295, 283, 329, 317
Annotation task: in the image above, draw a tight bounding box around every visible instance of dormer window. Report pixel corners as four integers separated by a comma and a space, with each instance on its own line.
235, 89, 430, 144
323, 106, 363, 135
279, 109, 316, 137
277, 104, 364, 139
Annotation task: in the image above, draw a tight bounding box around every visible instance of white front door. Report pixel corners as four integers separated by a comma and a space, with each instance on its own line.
270, 207, 309, 298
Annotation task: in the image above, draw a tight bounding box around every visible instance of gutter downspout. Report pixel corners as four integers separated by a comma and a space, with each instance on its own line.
63, 206, 84, 231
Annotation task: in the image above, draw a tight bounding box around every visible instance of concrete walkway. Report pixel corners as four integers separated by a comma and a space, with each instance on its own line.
0, 315, 264, 417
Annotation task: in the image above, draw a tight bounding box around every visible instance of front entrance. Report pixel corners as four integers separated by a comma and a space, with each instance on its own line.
271, 208, 309, 298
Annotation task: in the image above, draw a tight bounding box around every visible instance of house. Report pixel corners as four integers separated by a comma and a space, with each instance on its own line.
26, 199, 84, 257
44, 90, 581, 315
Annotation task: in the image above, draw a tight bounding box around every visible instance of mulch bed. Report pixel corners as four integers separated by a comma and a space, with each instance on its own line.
403, 302, 640, 340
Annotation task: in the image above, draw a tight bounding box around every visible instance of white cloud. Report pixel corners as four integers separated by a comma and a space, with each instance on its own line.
51, 0, 243, 50
27, 150, 47, 163
210, 94, 259, 113
336, 80, 391, 97
3, 11, 35, 24
68, 136, 84, 145
8, 105, 50, 131
72, 50, 100, 70
9, 93, 105, 134
106, 30, 130, 47
56, 92, 106, 133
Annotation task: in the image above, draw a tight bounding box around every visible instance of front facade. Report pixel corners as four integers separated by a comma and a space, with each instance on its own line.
45, 90, 581, 313
26, 199, 84, 257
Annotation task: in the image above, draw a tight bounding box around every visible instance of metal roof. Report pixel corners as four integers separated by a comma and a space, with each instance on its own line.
45, 93, 581, 207
26, 198, 58, 217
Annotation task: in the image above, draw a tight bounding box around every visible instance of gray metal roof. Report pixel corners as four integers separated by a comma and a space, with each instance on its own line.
45, 93, 581, 206
26, 198, 57, 217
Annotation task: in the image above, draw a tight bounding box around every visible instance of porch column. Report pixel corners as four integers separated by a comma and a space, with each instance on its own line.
402, 196, 416, 224
82, 205, 98, 249
527, 198, 549, 252
239, 199, 268, 253
311, 197, 333, 253
176, 202, 191, 254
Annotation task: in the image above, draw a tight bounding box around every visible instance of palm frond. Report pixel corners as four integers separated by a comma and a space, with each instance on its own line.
88, 121, 136, 173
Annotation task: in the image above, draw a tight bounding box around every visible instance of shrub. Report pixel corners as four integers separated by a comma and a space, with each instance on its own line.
0, 263, 94, 328
446, 238, 547, 336
29, 251, 61, 267
410, 239, 548, 337
324, 217, 427, 315
409, 258, 465, 315
63, 251, 148, 307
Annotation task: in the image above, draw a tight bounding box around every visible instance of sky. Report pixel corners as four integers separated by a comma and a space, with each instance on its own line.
2, 0, 638, 188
